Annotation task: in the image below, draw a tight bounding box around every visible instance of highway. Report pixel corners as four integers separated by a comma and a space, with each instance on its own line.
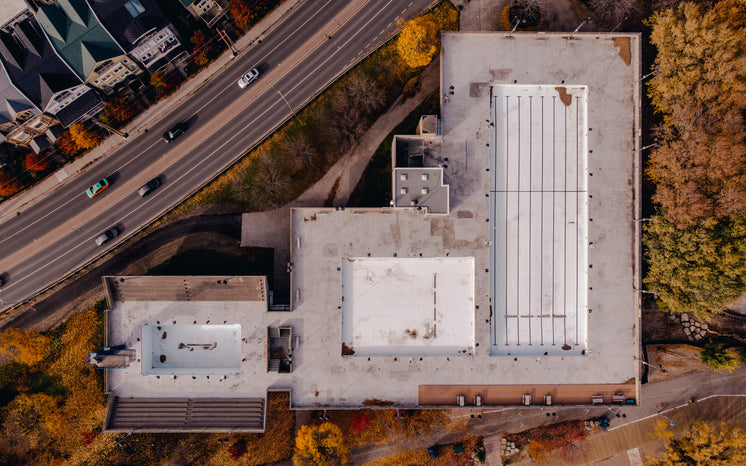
0, 0, 433, 311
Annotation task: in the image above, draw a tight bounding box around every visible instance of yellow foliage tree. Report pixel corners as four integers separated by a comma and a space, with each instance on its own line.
0, 328, 50, 365
294, 422, 349, 465
68, 123, 101, 150
396, 16, 439, 69
652, 420, 746, 465
0, 393, 64, 455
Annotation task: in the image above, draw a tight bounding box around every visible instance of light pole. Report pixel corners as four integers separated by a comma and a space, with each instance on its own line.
637, 142, 658, 152
573, 17, 592, 33
271, 83, 294, 115
639, 66, 660, 82
657, 411, 675, 426
635, 356, 666, 373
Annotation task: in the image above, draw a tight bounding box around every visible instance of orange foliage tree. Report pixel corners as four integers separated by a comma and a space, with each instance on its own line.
102, 96, 138, 124
396, 16, 439, 69
0, 328, 50, 366
229, 0, 258, 29
191, 30, 215, 66
0, 393, 64, 455
54, 131, 80, 157
68, 123, 100, 150
293, 422, 349, 465
24, 152, 50, 172
0, 171, 24, 196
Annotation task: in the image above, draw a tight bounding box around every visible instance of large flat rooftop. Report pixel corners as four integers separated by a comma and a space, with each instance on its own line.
288, 32, 641, 406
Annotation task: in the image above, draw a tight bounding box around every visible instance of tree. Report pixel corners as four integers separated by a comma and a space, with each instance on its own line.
293, 422, 348, 466
589, 0, 640, 25
280, 133, 317, 172
229, 0, 258, 30
243, 150, 290, 210
54, 131, 80, 158
396, 16, 439, 69
68, 123, 100, 150
0, 393, 64, 455
0, 328, 50, 366
652, 420, 746, 465
150, 70, 174, 98
647, 0, 746, 126
0, 170, 24, 196
643, 215, 746, 317
102, 96, 138, 124
191, 30, 215, 67
24, 152, 50, 172
700, 341, 740, 372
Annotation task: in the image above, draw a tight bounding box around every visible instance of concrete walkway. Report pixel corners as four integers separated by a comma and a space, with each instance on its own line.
240, 59, 440, 299
0, 0, 306, 226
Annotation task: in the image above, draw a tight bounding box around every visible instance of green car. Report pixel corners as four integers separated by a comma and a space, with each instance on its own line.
86, 178, 110, 198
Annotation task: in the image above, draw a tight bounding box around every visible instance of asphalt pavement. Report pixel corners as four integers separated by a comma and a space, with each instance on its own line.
0, 0, 434, 314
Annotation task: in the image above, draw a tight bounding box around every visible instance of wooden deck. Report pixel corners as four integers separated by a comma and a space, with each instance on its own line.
103, 275, 266, 302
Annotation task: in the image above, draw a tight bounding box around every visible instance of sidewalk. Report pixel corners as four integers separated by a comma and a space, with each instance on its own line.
0, 0, 306, 226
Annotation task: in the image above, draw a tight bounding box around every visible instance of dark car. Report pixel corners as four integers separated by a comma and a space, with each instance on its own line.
0, 275, 5, 287
137, 178, 161, 197
95, 227, 119, 246
163, 122, 187, 143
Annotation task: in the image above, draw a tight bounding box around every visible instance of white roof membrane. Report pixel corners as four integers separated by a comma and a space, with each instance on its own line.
341, 257, 475, 356
490, 85, 589, 355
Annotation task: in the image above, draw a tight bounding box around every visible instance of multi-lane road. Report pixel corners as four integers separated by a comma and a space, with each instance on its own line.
0, 0, 433, 312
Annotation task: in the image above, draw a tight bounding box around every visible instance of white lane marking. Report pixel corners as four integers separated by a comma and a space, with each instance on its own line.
0, 139, 162, 249
0, 0, 336, 251
2, 94, 290, 294
3, 0, 390, 291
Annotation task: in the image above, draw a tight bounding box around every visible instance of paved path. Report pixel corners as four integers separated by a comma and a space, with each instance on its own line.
340, 367, 746, 465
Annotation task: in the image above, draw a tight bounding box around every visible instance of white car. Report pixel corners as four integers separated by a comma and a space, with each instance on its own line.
237, 68, 260, 89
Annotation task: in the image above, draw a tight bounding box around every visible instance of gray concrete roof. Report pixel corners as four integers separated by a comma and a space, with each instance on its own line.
287, 32, 641, 406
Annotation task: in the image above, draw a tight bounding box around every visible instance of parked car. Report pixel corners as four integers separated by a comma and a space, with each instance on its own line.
163, 122, 187, 143
137, 178, 161, 197
237, 68, 260, 89
86, 178, 110, 198
95, 228, 118, 246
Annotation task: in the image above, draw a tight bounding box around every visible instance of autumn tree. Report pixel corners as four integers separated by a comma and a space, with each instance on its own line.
150, 70, 175, 98
701, 341, 740, 373
0, 393, 64, 455
0, 328, 50, 366
647, 0, 746, 127
24, 152, 50, 172
102, 96, 138, 124
0, 171, 24, 196
54, 131, 80, 158
191, 30, 215, 67
229, 0, 258, 30
293, 422, 348, 466
396, 16, 439, 69
652, 420, 746, 465
68, 123, 101, 150
644, 0, 746, 315
643, 215, 746, 317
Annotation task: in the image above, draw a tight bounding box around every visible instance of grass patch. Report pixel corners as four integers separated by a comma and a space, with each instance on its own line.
348, 90, 441, 207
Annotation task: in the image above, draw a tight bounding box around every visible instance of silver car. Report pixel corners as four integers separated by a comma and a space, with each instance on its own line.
95, 228, 118, 246
237, 68, 260, 89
